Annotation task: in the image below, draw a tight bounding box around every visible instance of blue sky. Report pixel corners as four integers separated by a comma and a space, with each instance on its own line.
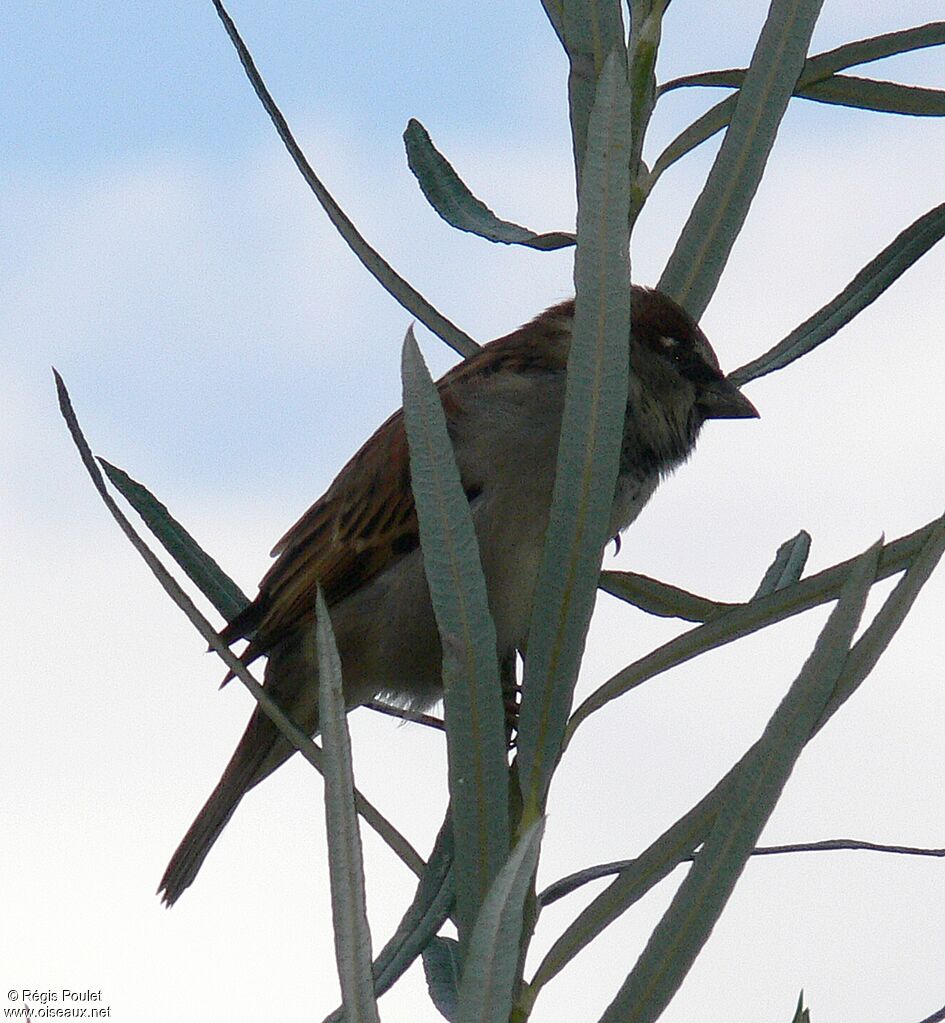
4, 4, 945, 1022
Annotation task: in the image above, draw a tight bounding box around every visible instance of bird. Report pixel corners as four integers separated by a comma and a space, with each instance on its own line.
158, 285, 758, 905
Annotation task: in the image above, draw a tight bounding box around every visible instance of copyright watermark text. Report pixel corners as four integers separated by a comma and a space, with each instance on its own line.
5, 990, 111, 1019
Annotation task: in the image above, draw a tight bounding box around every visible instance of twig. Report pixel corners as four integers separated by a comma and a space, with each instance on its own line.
365, 700, 446, 731
538, 837, 945, 907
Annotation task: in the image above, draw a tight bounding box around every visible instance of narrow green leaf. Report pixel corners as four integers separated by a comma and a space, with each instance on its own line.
597, 541, 880, 1023
316, 587, 379, 1023
531, 518, 945, 999
660, 23, 945, 94
321, 812, 457, 1023
517, 50, 632, 816
538, 0, 566, 49
571, 518, 941, 736
401, 326, 510, 952
599, 570, 733, 622
791, 990, 811, 1023
98, 459, 248, 621
658, 0, 824, 317
648, 94, 733, 186
754, 530, 811, 598
651, 23, 945, 184
807, 21, 945, 73
527, 804, 701, 1002
404, 120, 575, 250
538, 859, 638, 908
55, 371, 424, 882
731, 202, 945, 384
627, 0, 668, 226
800, 74, 945, 116
674, 70, 944, 119
559, 0, 627, 189
818, 515, 945, 730
211, 0, 479, 358
456, 820, 545, 1023
423, 936, 463, 1022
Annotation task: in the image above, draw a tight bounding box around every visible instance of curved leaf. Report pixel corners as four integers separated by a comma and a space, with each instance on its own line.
599, 570, 732, 622
662, 23, 945, 95
211, 0, 479, 358
649, 93, 733, 185
731, 202, 945, 383
597, 541, 880, 1023
570, 518, 942, 740
56, 371, 423, 880
404, 120, 575, 250
321, 812, 457, 1023
423, 936, 463, 1022
800, 74, 945, 115
651, 23, 945, 183
559, 0, 627, 188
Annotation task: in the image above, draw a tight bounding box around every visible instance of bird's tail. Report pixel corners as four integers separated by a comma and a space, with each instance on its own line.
158, 708, 289, 906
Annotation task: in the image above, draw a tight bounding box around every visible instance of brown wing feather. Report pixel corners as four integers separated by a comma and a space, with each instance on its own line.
223, 407, 419, 663
221, 298, 576, 666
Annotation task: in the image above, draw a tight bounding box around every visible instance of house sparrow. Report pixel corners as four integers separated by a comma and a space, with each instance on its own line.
159, 285, 757, 905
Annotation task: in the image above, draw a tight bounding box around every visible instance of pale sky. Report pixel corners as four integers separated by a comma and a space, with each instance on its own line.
4, 3, 945, 1021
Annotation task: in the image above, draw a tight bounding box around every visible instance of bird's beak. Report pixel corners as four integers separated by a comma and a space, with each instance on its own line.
698, 376, 759, 420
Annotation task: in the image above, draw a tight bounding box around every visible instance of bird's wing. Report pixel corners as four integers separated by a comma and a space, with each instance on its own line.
220, 302, 575, 665
221, 404, 422, 662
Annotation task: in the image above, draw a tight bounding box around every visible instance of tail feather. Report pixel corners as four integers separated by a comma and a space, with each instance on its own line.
160, 632, 321, 905
158, 711, 285, 906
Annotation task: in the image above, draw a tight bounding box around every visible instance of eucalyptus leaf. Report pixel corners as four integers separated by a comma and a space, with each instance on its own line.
316, 588, 379, 1023
800, 75, 945, 116
321, 812, 457, 1023
56, 372, 424, 884
648, 93, 733, 186
661, 23, 945, 95
817, 517, 945, 730
809, 21, 945, 73
401, 325, 510, 952
627, 0, 666, 225
652, 23, 945, 184
404, 119, 575, 250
